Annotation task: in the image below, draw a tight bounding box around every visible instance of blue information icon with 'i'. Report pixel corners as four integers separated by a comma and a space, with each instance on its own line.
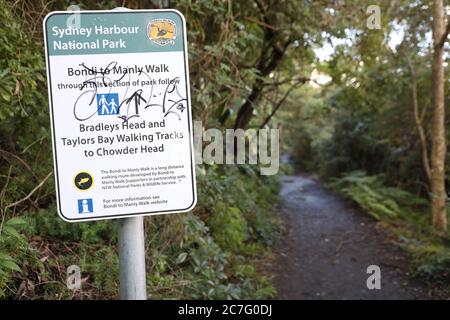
77, 198, 93, 214
97, 93, 119, 115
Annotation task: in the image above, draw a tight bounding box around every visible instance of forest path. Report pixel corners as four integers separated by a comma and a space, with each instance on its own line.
274, 173, 431, 300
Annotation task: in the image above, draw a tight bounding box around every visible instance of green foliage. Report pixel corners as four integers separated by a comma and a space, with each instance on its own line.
82, 246, 119, 295
0, 3, 46, 121
277, 85, 334, 172
181, 214, 235, 299
0, 0, 53, 223
145, 165, 280, 300
0, 0, 284, 298
0, 218, 26, 273
317, 116, 392, 179
0, 0, 284, 300
0, 164, 280, 299
0, 217, 36, 297
328, 170, 428, 220
198, 165, 280, 246
407, 243, 450, 283
207, 205, 247, 253
29, 206, 117, 244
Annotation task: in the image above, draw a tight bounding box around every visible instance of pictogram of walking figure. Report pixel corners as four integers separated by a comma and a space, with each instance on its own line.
109, 98, 118, 114
99, 94, 109, 114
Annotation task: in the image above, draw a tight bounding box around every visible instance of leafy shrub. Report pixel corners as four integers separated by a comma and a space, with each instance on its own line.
408, 244, 450, 283
143, 165, 280, 300
207, 205, 248, 253
29, 206, 117, 244
0, 217, 37, 298
0, 1, 282, 300
82, 246, 119, 296
328, 170, 428, 220
0, 4, 46, 121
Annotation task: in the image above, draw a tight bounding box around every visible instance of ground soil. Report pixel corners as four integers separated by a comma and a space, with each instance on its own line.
274, 173, 439, 300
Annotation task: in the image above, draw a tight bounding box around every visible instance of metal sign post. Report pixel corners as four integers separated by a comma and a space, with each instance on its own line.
111, 6, 147, 302
118, 216, 147, 299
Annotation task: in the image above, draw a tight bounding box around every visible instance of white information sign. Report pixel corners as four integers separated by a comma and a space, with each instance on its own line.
43, 10, 196, 222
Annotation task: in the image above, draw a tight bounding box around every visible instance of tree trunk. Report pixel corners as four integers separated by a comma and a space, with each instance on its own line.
234, 79, 264, 130
233, 1, 292, 130
431, 0, 447, 231
408, 61, 431, 183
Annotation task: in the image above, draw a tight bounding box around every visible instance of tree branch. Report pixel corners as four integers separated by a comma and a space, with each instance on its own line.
262, 76, 310, 87
243, 16, 276, 30
0, 149, 38, 181
4, 171, 53, 211
259, 78, 308, 128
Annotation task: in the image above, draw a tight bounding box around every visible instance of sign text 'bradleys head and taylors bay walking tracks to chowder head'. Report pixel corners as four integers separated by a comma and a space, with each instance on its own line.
43, 10, 197, 222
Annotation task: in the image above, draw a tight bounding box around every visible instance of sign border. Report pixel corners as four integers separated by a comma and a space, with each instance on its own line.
43, 9, 197, 222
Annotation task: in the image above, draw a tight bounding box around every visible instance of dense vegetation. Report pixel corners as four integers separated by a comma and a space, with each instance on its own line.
0, 0, 287, 299
0, 0, 449, 298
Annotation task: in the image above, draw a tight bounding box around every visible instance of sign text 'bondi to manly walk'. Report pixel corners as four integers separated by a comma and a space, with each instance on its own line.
44, 10, 196, 222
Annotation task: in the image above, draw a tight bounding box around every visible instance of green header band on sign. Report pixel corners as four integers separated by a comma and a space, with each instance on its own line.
45, 10, 185, 56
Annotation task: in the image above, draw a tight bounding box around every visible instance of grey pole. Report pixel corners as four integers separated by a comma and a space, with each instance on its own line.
118, 216, 147, 300
111, 6, 147, 301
